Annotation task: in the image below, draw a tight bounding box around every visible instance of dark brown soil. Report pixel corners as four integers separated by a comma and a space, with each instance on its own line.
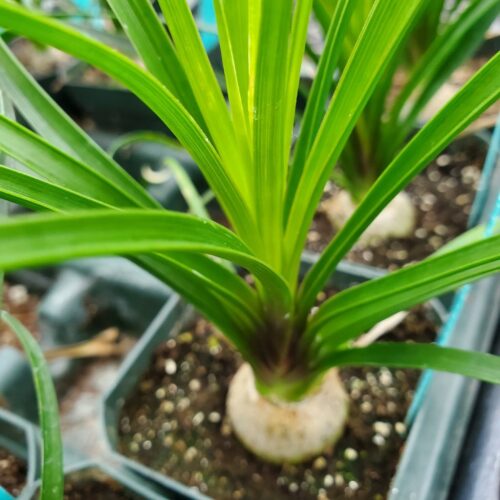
0, 447, 27, 497
61, 473, 142, 500
0, 282, 40, 349
308, 137, 486, 270
118, 306, 437, 499
34, 469, 142, 500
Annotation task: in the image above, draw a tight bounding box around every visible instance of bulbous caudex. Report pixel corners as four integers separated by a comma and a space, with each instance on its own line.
227, 363, 348, 463
323, 190, 416, 245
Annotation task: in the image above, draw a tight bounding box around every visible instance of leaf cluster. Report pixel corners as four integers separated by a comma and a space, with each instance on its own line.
0, 1, 498, 400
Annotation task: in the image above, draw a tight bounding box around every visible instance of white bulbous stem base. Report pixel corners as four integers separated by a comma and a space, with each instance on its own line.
323, 190, 416, 246
227, 364, 348, 464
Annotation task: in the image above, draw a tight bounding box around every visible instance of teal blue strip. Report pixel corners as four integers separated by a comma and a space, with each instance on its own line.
70, 0, 104, 29
198, 0, 218, 52
468, 116, 500, 228
0, 486, 14, 500
406, 116, 500, 426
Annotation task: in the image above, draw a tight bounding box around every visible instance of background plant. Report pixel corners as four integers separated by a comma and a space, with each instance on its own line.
0, 0, 498, 418
311, 0, 500, 202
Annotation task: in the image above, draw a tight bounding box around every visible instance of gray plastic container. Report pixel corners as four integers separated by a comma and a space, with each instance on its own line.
0, 409, 39, 500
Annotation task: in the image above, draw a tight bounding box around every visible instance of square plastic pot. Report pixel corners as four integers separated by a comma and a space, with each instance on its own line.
101, 260, 446, 499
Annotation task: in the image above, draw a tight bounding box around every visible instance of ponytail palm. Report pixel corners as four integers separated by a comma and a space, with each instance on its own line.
312, 0, 500, 201
0, 0, 499, 461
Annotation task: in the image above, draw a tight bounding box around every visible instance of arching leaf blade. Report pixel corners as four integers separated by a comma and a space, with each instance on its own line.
316, 343, 500, 385
0, 210, 292, 315
309, 236, 500, 351
1, 312, 63, 500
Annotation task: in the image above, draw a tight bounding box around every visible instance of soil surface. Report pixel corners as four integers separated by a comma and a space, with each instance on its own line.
0, 282, 40, 349
118, 306, 437, 499
308, 137, 486, 270
34, 470, 142, 500
61, 474, 142, 500
0, 447, 27, 497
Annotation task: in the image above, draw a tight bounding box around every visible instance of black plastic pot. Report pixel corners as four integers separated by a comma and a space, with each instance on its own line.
0, 409, 39, 499
26, 460, 171, 500
102, 259, 446, 499
62, 83, 168, 133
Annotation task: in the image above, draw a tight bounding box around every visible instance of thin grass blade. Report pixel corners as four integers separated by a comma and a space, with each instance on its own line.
1, 312, 63, 500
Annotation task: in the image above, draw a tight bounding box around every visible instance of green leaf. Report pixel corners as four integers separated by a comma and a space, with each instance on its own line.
0, 116, 137, 207
158, 0, 252, 201
0, 87, 9, 304
213, 0, 251, 156
287, 0, 355, 215
308, 235, 500, 352
248, 0, 262, 134
299, 52, 500, 319
433, 220, 500, 256
0, 210, 292, 315
105, 0, 204, 125
386, 0, 500, 146
0, 162, 261, 349
284, 0, 313, 160
252, 0, 293, 269
1, 312, 63, 500
0, 38, 158, 209
164, 158, 209, 220
107, 131, 182, 158
135, 253, 260, 364
0, 165, 110, 211
315, 342, 500, 385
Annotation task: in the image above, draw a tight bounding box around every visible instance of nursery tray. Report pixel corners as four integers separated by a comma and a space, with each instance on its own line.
389, 119, 500, 500
0, 257, 171, 423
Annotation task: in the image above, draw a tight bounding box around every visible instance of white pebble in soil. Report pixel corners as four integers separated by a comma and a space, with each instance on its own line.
165, 359, 177, 375
6, 285, 29, 306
